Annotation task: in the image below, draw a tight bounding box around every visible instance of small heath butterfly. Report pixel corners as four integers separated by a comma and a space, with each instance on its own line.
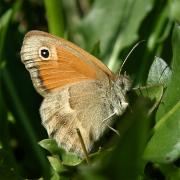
20, 31, 131, 157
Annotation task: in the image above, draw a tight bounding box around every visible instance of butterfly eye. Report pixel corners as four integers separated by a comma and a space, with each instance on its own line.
39, 47, 50, 60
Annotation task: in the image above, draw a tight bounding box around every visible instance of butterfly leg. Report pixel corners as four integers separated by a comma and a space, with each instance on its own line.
76, 128, 90, 164
101, 112, 120, 136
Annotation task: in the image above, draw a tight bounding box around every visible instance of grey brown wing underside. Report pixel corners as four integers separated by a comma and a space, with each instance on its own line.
40, 80, 114, 157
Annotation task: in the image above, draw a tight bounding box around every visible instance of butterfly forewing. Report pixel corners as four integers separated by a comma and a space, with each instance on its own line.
20, 31, 113, 96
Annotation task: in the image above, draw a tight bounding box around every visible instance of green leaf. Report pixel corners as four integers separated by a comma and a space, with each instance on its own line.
144, 101, 180, 163
79, 97, 153, 180
143, 24, 180, 163
134, 84, 164, 114
147, 56, 172, 86
156, 23, 180, 121
47, 156, 65, 174
39, 139, 61, 155
103, 97, 153, 180
39, 139, 82, 166
79, 0, 154, 70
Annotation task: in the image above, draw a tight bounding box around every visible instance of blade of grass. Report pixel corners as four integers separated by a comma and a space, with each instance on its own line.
0, 1, 33, 178
44, 0, 64, 37
0, 0, 50, 178
2, 67, 50, 178
135, 4, 171, 85
0, 0, 22, 62
0, 9, 12, 62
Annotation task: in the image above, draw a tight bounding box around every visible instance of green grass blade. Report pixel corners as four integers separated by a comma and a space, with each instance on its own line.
44, 0, 64, 37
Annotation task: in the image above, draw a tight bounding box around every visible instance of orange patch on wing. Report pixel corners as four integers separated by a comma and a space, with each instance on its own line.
36, 47, 97, 91
58, 37, 113, 78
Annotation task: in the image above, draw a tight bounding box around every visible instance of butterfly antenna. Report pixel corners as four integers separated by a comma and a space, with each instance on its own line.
76, 128, 90, 164
118, 40, 146, 75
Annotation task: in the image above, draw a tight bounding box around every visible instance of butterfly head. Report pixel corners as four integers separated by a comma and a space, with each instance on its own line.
115, 73, 132, 93
108, 74, 132, 116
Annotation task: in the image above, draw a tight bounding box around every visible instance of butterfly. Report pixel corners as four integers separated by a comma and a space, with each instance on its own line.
20, 30, 132, 157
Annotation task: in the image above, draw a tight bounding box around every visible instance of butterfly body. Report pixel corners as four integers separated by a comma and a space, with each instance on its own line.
21, 31, 131, 157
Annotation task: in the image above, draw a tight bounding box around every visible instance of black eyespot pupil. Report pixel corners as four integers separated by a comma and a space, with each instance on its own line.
41, 49, 49, 58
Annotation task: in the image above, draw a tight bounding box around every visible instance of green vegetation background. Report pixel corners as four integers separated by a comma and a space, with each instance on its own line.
0, 0, 180, 179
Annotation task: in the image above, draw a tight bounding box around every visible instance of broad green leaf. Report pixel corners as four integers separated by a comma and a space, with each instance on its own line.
78, 0, 154, 70
134, 84, 164, 114
47, 156, 65, 174
39, 139, 82, 166
79, 97, 153, 180
39, 139, 61, 155
147, 56, 172, 86
144, 24, 180, 163
144, 101, 180, 163
103, 97, 153, 180
156, 24, 180, 121
60, 151, 82, 166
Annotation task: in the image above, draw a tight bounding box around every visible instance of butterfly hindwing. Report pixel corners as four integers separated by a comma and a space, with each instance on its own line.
40, 80, 114, 156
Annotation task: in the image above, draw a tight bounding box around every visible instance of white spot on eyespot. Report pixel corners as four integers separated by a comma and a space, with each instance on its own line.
39, 46, 51, 60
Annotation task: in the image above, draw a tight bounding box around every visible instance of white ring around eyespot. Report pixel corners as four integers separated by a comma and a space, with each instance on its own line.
38, 46, 51, 60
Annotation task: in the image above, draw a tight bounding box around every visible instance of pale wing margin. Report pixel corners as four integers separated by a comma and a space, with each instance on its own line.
40, 80, 114, 156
